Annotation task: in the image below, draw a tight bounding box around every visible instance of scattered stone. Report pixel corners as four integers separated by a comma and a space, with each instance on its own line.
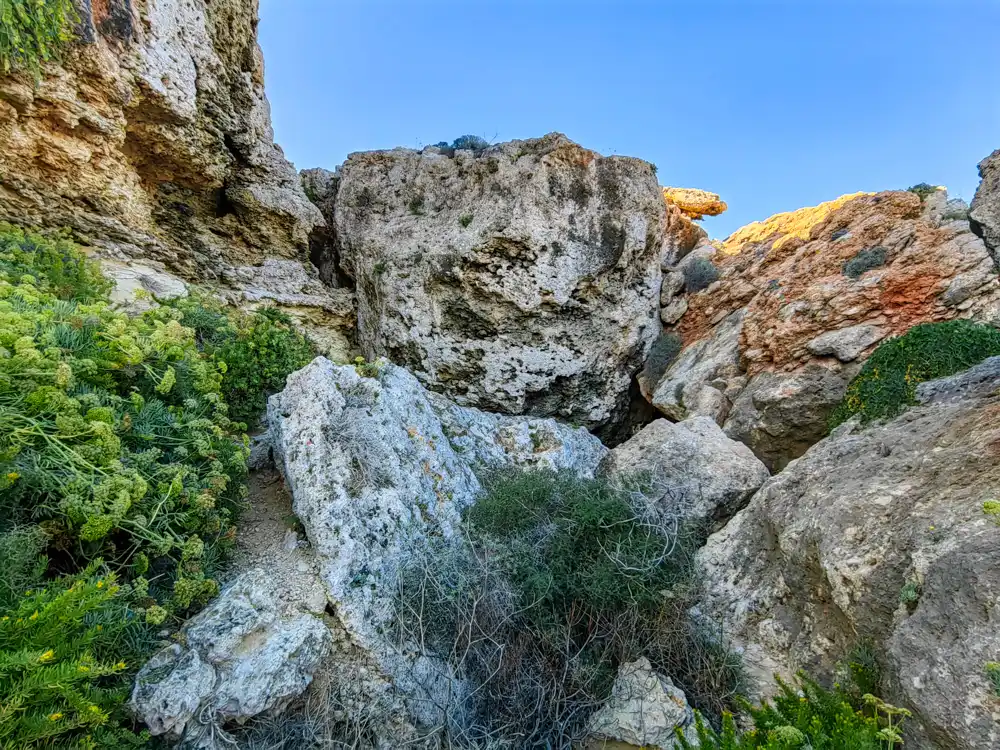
131, 568, 330, 749
584, 657, 695, 750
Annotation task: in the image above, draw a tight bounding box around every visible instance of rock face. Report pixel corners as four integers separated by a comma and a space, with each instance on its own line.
584, 657, 695, 749
0, 0, 350, 342
331, 133, 667, 430
970, 149, 1000, 267
649, 189, 1000, 469
131, 568, 330, 748
604, 417, 769, 532
696, 359, 1000, 749
267, 357, 608, 742
662, 187, 728, 220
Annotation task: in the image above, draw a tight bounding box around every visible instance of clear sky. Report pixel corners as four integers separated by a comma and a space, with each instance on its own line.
257, 0, 1000, 239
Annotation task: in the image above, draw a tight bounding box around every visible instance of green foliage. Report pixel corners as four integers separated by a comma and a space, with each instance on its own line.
643, 331, 683, 387
985, 662, 1000, 697
0, 0, 78, 75
407, 193, 425, 215
458, 213, 473, 228
684, 256, 720, 293
0, 225, 111, 301
0, 227, 316, 746
986, 500, 1000, 525
167, 294, 315, 428
907, 183, 938, 201
0, 564, 155, 749
899, 579, 920, 605
466, 471, 692, 614
830, 320, 1000, 427
842, 246, 887, 279
677, 675, 910, 749
400, 470, 745, 744
842, 640, 883, 699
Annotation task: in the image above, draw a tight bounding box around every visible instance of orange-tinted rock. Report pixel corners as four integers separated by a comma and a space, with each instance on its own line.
650, 190, 1000, 469
662, 187, 728, 220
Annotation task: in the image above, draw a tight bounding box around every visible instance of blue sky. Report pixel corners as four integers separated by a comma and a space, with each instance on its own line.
258, 0, 1000, 238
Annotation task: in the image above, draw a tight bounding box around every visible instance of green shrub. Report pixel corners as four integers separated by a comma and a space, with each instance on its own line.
0, 225, 110, 301
399, 470, 745, 745
842, 247, 887, 279
458, 213, 473, 228
167, 295, 315, 428
830, 320, 1000, 427
907, 183, 938, 201
684, 256, 720, 293
643, 331, 683, 386
0, 0, 78, 75
986, 662, 1000, 697
678, 674, 910, 749
0, 564, 154, 749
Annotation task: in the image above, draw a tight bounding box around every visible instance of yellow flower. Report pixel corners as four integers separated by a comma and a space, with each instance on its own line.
29, 611, 38, 620
114, 661, 126, 670
5, 472, 18, 482
96, 580, 104, 589
78, 665, 90, 673
48, 713, 63, 721
39, 649, 55, 663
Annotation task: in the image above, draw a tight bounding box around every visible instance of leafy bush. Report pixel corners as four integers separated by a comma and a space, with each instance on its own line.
842, 246, 887, 279
678, 674, 910, 749
397, 470, 745, 746
0, 226, 312, 746
458, 213, 473, 228
450, 135, 490, 151
643, 331, 683, 387
684, 256, 720, 293
907, 183, 938, 201
986, 662, 1000, 698
0, 0, 78, 75
167, 295, 314, 428
830, 320, 1000, 427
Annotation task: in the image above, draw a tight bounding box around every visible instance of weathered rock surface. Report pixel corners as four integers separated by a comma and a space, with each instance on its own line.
696, 360, 1000, 749
267, 357, 608, 742
722, 365, 853, 472
650, 189, 1000, 468
650, 310, 744, 424
662, 187, 728, 220
101, 259, 189, 314
604, 417, 769, 531
584, 657, 695, 749
131, 568, 330, 748
332, 133, 667, 430
0, 0, 331, 336
970, 149, 1000, 267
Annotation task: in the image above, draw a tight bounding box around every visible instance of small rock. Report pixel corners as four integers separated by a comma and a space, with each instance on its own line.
806, 323, 886, 362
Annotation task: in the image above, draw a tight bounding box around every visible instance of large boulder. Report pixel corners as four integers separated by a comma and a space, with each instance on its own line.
131, 568, 330, 749
696, 358, 1000, 749
970, 149, 1000, 267
331, 133, 667, 429
603, 417, 769, 532
649, 189, 1000, 469
267, 357, 608, 743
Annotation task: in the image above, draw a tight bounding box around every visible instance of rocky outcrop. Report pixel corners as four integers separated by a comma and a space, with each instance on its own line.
583, 657, 695, 749
131, 567, 331, 749
266, 357, 607, 743
331, 133, 667, 430
649, 189, 1000, 469
696, 358, 1000, 749
970, 149, 1000, 267
604, 417, 769, 532
0, 0, 348, 343
662, 187, 727, 220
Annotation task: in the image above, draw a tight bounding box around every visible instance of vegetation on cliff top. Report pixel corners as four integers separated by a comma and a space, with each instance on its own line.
0, 225, 313, 748
830, 319, 1000, 428
0, 0, 78, 75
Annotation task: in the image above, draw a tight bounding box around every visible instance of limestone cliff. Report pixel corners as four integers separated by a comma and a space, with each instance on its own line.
651, 188, 1000, 469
